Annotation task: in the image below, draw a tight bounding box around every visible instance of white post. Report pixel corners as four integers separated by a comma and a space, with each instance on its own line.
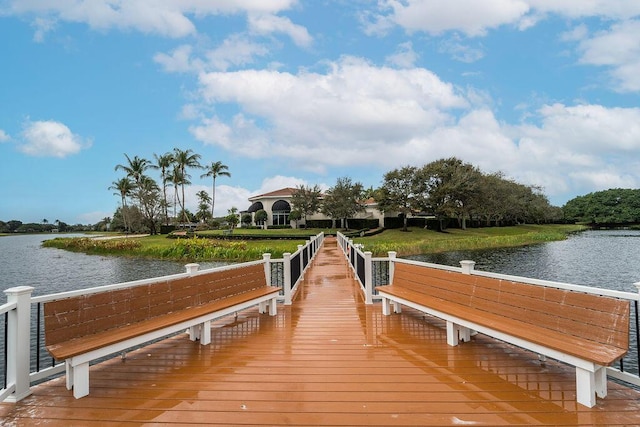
388, 251, 397, 285
283, 252, 292, 305
262, 253, 272, 286
5, 286, 34, 402
460, 260, 476, 275
298, 245, 305, 279
364, 251, 373, 305
185, 263, 200, 275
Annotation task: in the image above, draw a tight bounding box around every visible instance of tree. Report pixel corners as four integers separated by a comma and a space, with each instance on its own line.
289, 210, 302, 228
377, 166, 422, 231
417, 157, 481, 231
200, 161, 231, 218
291, 184, 322, 224
151, 152, 175, 225
135, 175, 162, 234
225, 207, 239, 229
322, 177, 364, 229
109, 177, 135, 233
168, 166, 185, 223
196, 190, 212, 223
115, 154, 150, 187
173, 148, 202, 224
255, 209, 268, 227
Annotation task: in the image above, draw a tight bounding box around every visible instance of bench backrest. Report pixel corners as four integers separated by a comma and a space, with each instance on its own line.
392, 262, 630, 351
44, 263, 267, 348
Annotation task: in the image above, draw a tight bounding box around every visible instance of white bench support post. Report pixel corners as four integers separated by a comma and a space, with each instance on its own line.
69, 361, 90, 399
446, 322, 471, 346
575, 364, 606, 408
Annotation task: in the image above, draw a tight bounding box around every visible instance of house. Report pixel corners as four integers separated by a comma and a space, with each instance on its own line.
242, 187, 386, 228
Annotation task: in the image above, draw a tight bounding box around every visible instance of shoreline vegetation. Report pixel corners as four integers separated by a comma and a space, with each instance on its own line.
40, 224, 587, 262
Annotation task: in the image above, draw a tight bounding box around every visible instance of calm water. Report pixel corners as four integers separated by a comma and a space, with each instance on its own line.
0, 234, 228, 296
408, 229, 640, 293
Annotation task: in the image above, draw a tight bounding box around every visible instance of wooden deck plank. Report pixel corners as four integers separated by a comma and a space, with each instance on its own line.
2, 236, 640, 426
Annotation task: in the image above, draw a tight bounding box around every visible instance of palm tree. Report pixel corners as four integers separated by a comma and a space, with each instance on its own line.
172, 148, 202, 224
151, 152, 175, 225
115, 154, 150, 187
109, 177, 135, 232
200, 161, 231, 218
167, 166, 183, 223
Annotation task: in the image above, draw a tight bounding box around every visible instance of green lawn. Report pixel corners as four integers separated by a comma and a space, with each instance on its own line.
42, 224, 586, 262
353, 224, 586, 257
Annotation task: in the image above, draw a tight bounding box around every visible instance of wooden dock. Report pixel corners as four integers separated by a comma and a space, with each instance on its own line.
2, 236, 640, 425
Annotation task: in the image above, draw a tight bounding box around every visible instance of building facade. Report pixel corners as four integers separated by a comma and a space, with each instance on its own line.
242, 187, 385, 228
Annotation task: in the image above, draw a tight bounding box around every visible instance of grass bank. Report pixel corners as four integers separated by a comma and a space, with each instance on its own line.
354, 224, 586, 257
42, 224, 586, 262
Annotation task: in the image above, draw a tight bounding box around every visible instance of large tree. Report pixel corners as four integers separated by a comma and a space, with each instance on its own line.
377, 166, 423, 231
418, 157, 481, 230
173, 148, 202, 224
321, 177, 364, 229
200, 160, 231, 218
291, 184, 322, 224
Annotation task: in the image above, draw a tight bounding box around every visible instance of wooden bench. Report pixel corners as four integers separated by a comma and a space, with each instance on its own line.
377, 261, 630, 408
44, 262, 279, 399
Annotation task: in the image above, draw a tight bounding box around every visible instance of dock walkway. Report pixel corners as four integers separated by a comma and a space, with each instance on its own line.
2, 237, 640, 425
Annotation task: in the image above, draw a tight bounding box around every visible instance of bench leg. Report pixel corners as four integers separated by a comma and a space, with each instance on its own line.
72, 362, 90, 399
575, 365, 606, 408
188, 325, 200, 342
269, 297, 277, 316
392, 301, 402, 313
382, 297, 391, 316
200, 320, 211, 345
446, 322, 471, 346
65, 360, 73, 391
446, 321, 459, 346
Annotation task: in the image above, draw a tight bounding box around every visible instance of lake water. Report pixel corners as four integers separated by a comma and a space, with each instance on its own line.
408, 229, 640, 294
0, 234, 229, 296
2, 229, 640, 296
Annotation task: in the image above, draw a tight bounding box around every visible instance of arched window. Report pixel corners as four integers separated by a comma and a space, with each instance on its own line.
272, 200, 291, 226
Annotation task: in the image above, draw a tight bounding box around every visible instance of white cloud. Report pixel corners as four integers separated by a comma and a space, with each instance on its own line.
154, 44, 201, 73
5, 0, 300, 39
573, 20, 640, 92
19, 120, 90, 158
0, 129, 10, 142
385, 42, 418, 68
368, 0, 531, 37
248, 13, 313, 48
191, 57, 469, 172
205, 34, 270, 71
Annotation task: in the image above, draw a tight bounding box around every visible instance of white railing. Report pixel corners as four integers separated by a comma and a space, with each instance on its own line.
335, 238, 640, 390
0, 233, 326, 403
270, 232, 325, 304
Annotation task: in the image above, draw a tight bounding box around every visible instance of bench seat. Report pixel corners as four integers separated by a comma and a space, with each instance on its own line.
44, 263, 279, 399
376, 285, 627, 366
47, 286, 279, 361
377, 261, 630, 408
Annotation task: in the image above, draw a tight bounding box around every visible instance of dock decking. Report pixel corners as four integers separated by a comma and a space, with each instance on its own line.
2, 237, 640, 425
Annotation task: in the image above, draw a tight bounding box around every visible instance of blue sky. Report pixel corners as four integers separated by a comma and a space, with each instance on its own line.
1, 1, 640, 225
